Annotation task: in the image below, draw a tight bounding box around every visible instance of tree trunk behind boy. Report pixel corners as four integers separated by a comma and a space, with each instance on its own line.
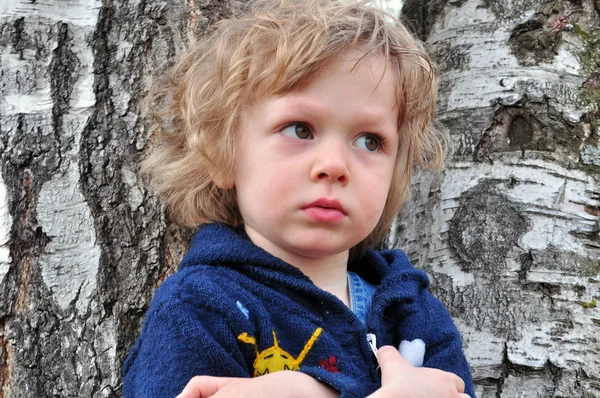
0, 0, 598, 397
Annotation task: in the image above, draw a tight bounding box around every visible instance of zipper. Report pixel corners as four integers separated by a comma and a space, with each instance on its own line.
366, 333, 381, 377
366, 333, 378, 359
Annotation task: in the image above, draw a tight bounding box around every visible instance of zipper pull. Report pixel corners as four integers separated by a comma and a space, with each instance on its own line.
366, 333, 381, 377
366, 333, 378, 359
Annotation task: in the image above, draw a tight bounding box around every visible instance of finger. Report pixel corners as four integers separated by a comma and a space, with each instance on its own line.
453, 374, 465, 393
176, 376, 237, 398
376, 346, 412, 383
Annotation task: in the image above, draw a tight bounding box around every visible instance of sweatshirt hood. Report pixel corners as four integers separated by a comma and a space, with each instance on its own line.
180, 223, 429, 305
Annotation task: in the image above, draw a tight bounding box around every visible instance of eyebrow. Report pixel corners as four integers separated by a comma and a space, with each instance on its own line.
277, 96, 397, 130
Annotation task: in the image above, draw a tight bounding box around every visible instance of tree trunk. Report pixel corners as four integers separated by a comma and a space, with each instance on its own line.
396, 0, 600, 397
0, 0, 222, 396
0, 0, 598, 397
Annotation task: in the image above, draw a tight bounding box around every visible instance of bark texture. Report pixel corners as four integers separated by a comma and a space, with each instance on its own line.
0, 0, 213, 396
396, 0, 600, 396
0, 0, 598, 397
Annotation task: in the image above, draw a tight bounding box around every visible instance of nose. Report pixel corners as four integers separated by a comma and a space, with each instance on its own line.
310, 141, 350, 185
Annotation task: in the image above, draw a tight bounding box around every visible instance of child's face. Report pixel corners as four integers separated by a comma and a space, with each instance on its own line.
230, 51, 399, 263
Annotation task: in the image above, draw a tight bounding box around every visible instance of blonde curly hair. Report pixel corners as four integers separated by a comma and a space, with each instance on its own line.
141, 0, 447, 255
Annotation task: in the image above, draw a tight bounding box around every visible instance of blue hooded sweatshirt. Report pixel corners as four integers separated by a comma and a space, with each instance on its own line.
123, 223, 474, 397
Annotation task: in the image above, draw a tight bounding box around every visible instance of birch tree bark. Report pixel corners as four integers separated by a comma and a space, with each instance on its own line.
0, 0, 222, 396
393, 0, 600, 396
1, 0, 598, 397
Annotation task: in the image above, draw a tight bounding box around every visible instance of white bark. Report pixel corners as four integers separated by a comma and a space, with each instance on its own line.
37, 162, 101, 313
375, 0, 404, 18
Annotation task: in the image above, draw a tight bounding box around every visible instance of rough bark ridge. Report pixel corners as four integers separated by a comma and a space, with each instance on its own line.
395, 0, 600, 396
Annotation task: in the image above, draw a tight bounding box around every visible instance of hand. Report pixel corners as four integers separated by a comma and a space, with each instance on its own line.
367, 346, 470, 398
176, 371, 340, 398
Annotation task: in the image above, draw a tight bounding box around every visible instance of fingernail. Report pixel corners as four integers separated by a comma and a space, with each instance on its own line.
377, 345, 394, 353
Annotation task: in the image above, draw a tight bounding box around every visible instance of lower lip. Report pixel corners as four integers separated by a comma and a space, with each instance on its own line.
302, 207, 346, 223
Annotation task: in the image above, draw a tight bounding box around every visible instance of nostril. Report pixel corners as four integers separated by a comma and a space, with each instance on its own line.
318, 172, 328, 179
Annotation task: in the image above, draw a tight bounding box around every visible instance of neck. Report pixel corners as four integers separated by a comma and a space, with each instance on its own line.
294, 253, 350, 307
244, 228, 350, 307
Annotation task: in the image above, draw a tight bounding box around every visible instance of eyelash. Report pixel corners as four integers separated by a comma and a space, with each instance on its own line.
281, 122, 313, 140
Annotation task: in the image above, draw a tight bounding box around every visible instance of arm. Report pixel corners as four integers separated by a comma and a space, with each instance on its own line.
416, 292, 475, 398
176, 371, 340, 398
123, 298, 249, 398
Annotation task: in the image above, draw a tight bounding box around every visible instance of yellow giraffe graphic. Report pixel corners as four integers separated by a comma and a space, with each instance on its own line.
238, 328, 322, 377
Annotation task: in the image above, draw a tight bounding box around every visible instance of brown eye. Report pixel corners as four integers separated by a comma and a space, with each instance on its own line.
281, 123, 312, 139
355, 134, 380, 152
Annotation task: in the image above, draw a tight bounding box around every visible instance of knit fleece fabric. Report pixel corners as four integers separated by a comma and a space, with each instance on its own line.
123, 223, 475, 398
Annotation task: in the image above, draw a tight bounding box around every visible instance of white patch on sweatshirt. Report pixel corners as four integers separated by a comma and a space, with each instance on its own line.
398, 339, 426, 367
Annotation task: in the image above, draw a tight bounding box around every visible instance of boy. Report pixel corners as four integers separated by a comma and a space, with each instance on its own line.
123, 0, 475, 397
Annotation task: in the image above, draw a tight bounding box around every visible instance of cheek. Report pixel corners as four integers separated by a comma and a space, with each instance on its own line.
364, 194, 388, 226
236, 165, 296, 210
361, 167, 395, 223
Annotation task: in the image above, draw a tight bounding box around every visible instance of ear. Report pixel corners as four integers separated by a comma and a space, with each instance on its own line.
210, 168, 235, 190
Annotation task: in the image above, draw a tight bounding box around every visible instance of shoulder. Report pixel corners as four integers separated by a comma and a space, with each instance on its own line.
366, 249, 431, 301
368, 249, 456, 335
123, 266, 254, 397
149, 265, 251, 321
368, 250, 473, 393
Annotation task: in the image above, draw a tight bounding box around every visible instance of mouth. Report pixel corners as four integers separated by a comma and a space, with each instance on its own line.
303, 198, 347, 214
301, 198, 347, 223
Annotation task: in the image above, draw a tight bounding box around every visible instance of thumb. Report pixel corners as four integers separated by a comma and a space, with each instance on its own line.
377, 346, 412, 384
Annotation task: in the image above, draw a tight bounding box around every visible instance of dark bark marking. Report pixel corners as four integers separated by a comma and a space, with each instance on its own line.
21, 169, 32, 227
449, 181, 529, 274
157, 224, 193, 289
509, 13, 562, 66
509, 359, 564, 393
0, 323, 7, 398
14, 256, 30, 313
49, 22, 80, 159
496, 342, 509, 398
584, 205, 600, 243
11, 18, 25, 59
522, 282, 561, 303
517, 250, 533, 282
6, 114, 61, 173
187, 0, 243, 38
401, 0, 451, 41
527, 247, 600, 279
432, 42, 473, 73
0, 117, 60, 397
497, 341, 566, 396
475, 100, 589, 163
508, 115, 534, 155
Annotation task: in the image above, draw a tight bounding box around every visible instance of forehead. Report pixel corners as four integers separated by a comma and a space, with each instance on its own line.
249, 50, 399, 115
295, 51, 399, 118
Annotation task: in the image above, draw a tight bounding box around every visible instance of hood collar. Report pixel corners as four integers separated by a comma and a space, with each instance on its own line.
181, 223, 429, 304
